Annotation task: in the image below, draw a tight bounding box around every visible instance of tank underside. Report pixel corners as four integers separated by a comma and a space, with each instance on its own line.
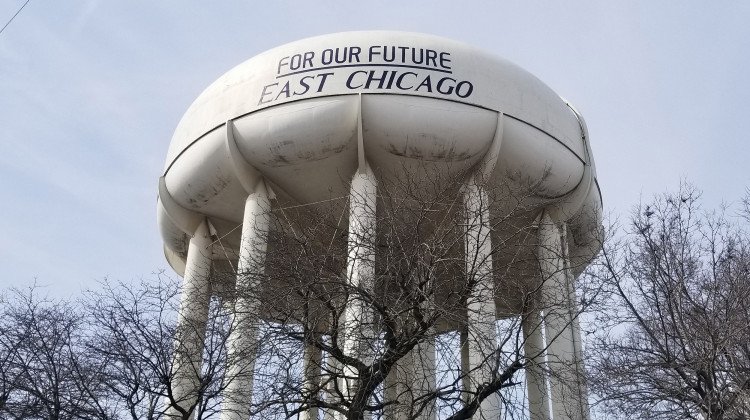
159, 94, 601, 323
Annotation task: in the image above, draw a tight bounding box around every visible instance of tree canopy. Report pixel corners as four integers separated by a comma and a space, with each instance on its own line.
587, 184, 750, 420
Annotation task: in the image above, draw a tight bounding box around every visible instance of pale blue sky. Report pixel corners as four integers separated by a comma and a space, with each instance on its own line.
1, 1, 748, 295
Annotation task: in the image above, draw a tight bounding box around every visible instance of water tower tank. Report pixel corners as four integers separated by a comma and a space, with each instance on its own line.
157, 31, 601, 420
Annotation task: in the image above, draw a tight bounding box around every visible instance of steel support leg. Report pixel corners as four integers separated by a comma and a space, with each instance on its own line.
538, 214, 589, 420
340, 167, 377, 419
222, 186, 270, 420
523, 311, 551, 420
463, 182, 501, 419
168, 219, 213, 419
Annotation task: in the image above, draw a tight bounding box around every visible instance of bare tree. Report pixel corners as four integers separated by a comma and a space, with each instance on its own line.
0, 171, 597, 420
222, 171, 596, 420
84, 274, 235, 420
586, 184, 750, 420
0, 285, 112, 419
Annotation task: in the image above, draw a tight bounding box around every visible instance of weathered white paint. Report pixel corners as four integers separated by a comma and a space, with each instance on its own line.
300, 342, 323, 420
167, 219, 213, 420
157, 32, 603, 420
221, 185, 270, 420
463, 181, 502, 419
538, 213, 589, 420
340, 164, 377, 419
523, 311, 552, 420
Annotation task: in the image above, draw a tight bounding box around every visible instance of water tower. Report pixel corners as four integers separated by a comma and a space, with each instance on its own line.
158, 31, 602, 420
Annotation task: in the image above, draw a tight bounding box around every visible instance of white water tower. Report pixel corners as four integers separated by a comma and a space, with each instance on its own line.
158, 31, 601, 420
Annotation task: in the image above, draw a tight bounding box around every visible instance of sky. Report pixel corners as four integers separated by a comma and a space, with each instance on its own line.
1, 1, 748, 296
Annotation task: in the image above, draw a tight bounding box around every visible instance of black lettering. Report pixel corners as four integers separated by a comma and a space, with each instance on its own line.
415, 75, 432, 92
369, 45, 381, 62
411, 48, 424, 65
289, 54, 302, 70
440, 52, 452, 70
365, 70, 389, 89
396, 72, 417, 90
316, 72, 334, 92
455, 81, 473, 98
334, 47, 348, 64
383, 46, 395, 62
425, 49, 438, 67
259, 83, 278, 104
349, 46, 361, 63
295, 76, 313, 96
398, 46, 409, 63
277, 57, 290, 74
303, 51, 314, 68
346, 70, 367, 89
321, 49, 333, 65
436, 77, 456, 95
385, 71, 397, 89
275, 81, 291, 100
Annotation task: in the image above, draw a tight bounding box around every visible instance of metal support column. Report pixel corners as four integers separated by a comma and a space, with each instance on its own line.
538, 213, 589, 420
301, 342, 323, 420
221, 184, 270, 420
522, 311, 551, 420
463, 182, 501, 419
411, 336, 436, 420
340, 165, 377, 418
168, 219, 213, 419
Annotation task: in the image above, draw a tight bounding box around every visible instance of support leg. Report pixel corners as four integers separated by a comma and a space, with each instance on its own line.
384, 351, 407, 419
222, 186, 270, 420
523, 311, 551, 420
411, 335, 436, 420
168, 219, 213, 419
341, 166, 377, 418
463, 182, 501, 419
301, 342, 323, 420
460, 327, 471, 406
324, 348, 342, 420
538, 214, 589, 420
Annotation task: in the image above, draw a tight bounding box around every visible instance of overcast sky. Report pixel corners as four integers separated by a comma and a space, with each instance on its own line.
1, 1, 748, 296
